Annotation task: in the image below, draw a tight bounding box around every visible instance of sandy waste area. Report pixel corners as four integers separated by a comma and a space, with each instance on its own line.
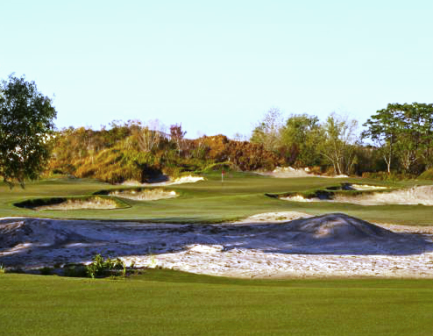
1, 212, 433, 279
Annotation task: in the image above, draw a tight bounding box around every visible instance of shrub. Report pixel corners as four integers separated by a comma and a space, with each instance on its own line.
361, 171, 417, 181
39, 267, 53, 275
63, 263, 88, 277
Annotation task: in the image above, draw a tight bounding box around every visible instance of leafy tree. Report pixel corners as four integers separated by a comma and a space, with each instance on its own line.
320, 113, 358, 175
281, 114, 323, 167
363, 103, 433, 173
362, 105, 400, 174
0, 75, 57, 186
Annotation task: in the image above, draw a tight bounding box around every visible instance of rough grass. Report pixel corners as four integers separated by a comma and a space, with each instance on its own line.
1, 173, 433, 225
1, 271, 433, 336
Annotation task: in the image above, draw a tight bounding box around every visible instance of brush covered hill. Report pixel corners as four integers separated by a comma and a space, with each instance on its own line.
49, 123, 284, 184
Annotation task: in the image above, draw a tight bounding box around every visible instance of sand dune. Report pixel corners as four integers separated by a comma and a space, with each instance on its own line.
1, 213, 432, 278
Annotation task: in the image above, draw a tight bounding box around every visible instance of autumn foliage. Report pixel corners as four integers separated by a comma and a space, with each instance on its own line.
49, 121, 282, 183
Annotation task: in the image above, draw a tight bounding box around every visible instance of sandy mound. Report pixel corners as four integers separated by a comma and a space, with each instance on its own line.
122, 175, 204, 187
110, 189, 177, 201
35, 197, 119, 211
1, 214, 432, 278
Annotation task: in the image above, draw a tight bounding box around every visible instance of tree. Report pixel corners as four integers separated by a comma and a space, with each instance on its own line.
363, 103, 433, 173
250, 107, 283, 152
362, 105, 400, 174
0, 75, 57, 186
320, 113, 358, 175
170, 123, 187, 154
281, 114, 323, 167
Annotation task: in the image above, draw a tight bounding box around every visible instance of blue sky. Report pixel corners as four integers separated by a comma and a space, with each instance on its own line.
1, 0, 432, 138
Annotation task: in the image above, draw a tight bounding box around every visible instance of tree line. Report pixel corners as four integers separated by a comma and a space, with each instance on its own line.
1, 75, 433, 185
250, 104, 433, 178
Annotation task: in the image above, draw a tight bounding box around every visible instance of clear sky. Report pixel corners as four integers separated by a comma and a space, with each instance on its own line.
1, 0, 432, 138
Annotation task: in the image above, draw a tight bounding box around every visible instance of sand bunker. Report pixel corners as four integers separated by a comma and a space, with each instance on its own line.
282, 185, 433, 206
1, 213, 432, 278
122, 175, 204, 187
26, 197, 120, 211
235, 211, 312, 223
256, 166, 348, 178
346, 184, 388, 191
109, 189, 178, 201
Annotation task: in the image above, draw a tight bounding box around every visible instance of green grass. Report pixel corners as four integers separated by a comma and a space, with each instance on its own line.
1, 272, 433, 336
1, 173, 433, 225
2, 174, 433, 335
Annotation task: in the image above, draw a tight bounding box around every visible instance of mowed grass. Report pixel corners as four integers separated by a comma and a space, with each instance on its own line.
1, 173, 433, 225
2, 175, 433, 335
1, 272, 433, 336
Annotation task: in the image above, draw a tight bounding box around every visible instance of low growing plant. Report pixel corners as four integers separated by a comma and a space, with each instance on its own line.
86, 254, 125, 279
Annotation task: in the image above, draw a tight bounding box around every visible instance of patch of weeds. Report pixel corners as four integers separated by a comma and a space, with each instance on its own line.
86, 254, 126, 279
0, 264, 5, 274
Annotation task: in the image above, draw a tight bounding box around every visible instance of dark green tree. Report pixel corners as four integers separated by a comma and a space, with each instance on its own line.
363, 103, 433, 173
281, 114, 323, 167
0, 75, 57, 186
362, 105, 400, 174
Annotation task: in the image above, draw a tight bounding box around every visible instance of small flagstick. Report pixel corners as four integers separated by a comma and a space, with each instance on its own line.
221, 169, 225, 184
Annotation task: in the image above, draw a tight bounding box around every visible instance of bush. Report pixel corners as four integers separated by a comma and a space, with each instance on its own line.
361, 171, 417, 181
39, 267, 53, 275
63, 263, 88, 277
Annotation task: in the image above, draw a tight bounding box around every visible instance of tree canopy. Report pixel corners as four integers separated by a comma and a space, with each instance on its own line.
0, 75, 57, 186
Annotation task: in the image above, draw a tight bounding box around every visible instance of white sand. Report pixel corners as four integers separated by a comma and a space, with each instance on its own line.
282, 186, 433, 206
122, 175, 204, 187
235, 211, 312, 223
348, 184, 388, 191
35, 197, 119, 211
110, 189, 178, 201
1, 213, 432, 279
256, 166, 348, 178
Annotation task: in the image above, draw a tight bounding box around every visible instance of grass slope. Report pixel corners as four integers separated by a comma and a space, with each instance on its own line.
1, 272, 433, 336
